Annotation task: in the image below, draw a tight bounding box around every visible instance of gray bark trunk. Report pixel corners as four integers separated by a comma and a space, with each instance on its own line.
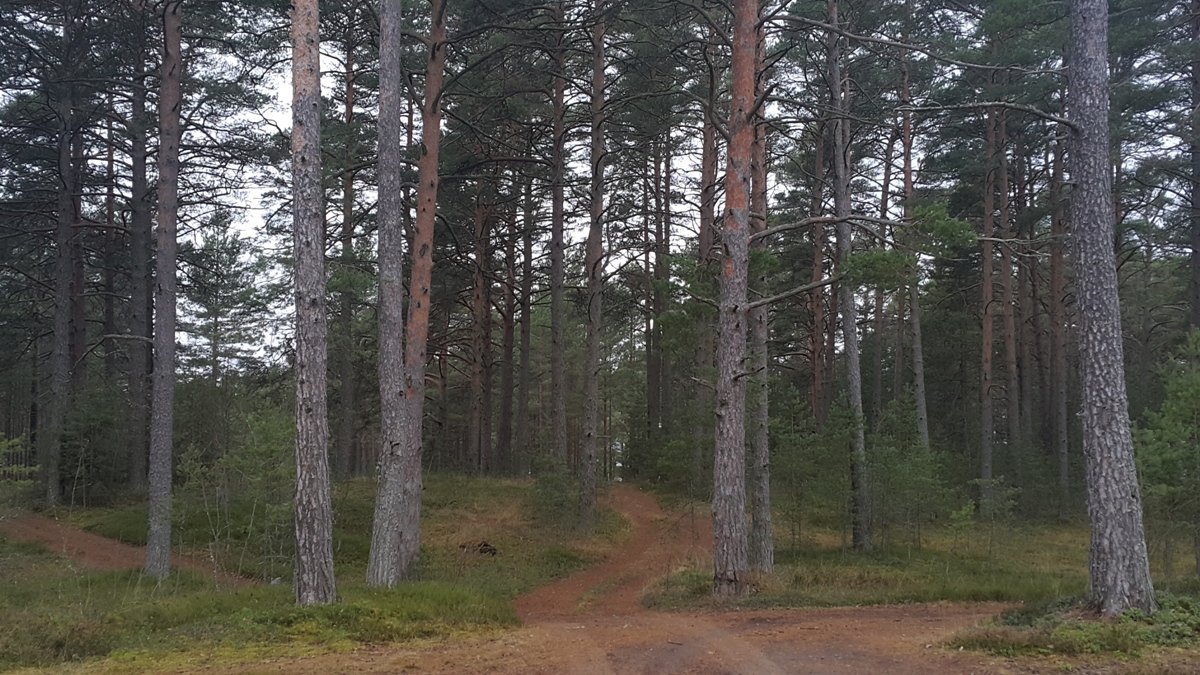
980, 110, 997, 505
580, 2, 606, 530
290, 0, 336, 605
127, 40, 152, 492
747, 24, 772, 573
368, 0, 446, 587
146, 0, 183, 580
827, 2, 870, 551
1068, 0, 1156, 616
549, 1, 569, 466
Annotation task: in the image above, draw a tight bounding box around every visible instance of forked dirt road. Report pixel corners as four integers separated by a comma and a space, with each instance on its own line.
247, 486, 1012, 674
0, 489, 1038, 673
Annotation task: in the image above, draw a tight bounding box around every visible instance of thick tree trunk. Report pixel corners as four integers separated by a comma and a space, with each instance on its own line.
580, 2, 606, 529
469, 204, 494, 473
747, 24, 773, 573
712, 0, 756, 597
1068, 0, 1156, 616
289, 0, 336, 605
368, 0, 446, 587
376, 0, 406, 494
146, 1, 183, 581
549, 1, 569, 466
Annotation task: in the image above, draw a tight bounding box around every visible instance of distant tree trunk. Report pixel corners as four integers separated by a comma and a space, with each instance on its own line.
872, 132, 897, 425
469, 203, 494, 473
289, 0, 336, 605
335, 34, 359, 479
827, 2, 870, 551
808, 123, 828, 427
515, 175, 534, 469
103, 118, 118, 377
42, 5, 79, 508
368, 0, 446, 587
980, 109, 997, 505
498, 209, 517, 474
659, 144, 673, 433
580, 1, 606, 530
997, 114, 1021, 457
747, 22, 773, 574
549, 0, 569, 466
712, 0, 755, 597
1049, 129, 1070, 516
693, 29, 720, 494
645, 152, 661, 442
1191, 0, 1200, 329
903, 54, 930, 452
127, 25, 152, 491
146, 0, 183, 580
1067, 0, 1156, 616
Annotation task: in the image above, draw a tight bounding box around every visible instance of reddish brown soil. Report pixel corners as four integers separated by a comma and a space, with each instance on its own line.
229, 485, 1015, 674
0, 511, 252, 587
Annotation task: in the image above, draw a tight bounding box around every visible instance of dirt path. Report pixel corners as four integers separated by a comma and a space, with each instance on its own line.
240, 485, 1010, 674
0, 511, 252, 587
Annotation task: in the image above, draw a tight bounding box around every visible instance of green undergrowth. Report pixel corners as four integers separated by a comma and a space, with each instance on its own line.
646, 522, 1093, 609
2, 474, 626, 672
951, 593, 1200, 658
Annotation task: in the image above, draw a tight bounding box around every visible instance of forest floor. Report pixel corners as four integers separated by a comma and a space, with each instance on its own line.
208, 486, 1150, 675
2, 485, 1196, 673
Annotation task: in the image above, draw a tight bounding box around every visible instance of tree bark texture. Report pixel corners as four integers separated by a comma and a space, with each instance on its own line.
827, 2, 871, 551
290, 0, 337, 605
145, 1, 182, 580
127, 37, 152, 491
549, 0, 569, 466
712, 0, 755, 597
747, 23, 773, 573
980, 109, 997, 504
1067, 0, 1156, 616
580, 2, 606, 530
368, 0, 446, 587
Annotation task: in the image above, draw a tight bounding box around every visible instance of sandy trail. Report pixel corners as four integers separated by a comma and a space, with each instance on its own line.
233, 485, 1010, 674
0, 511, 253, 587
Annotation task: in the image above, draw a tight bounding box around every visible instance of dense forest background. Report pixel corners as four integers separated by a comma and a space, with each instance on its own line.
1, 0, 1197, 606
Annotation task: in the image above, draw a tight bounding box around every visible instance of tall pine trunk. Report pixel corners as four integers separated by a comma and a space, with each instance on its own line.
712, 0, 755, 597
549, 1, 569, 466
980, 109, 997, 505
290, 0, 337, 605
1067, 0, 1156, 616
145, 0, 183, 580
368, 0, 446, 587
580, 1, 606, 529
127, 32, 152, 491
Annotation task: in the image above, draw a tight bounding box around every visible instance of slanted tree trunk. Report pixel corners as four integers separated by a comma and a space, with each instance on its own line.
712, 0, 756, 597
368, 0, 446, 587
747, 22, 772, 574
1067, 0, 1156, 616
289, 0, 336, 605
827, 2, 870, 551
580, 0, 606, 530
